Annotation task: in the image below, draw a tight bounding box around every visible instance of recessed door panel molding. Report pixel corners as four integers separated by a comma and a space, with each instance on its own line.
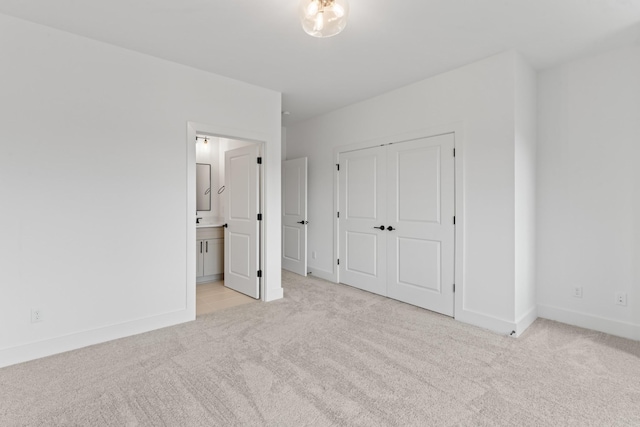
282, 157, 308, 276
345, 155, 378, 220
345, 231, 378, 277
228, 232, 251, 278
396, 146, 441, 224
284, 166, 301, 216
225, 144, 260, 299
229, 155, 251, 220
397, 238, 441, 292
339, 133, 455, 317
283, 225, 301, 261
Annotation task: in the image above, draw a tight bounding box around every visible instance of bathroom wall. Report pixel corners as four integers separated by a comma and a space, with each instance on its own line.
195, 137, 220, 221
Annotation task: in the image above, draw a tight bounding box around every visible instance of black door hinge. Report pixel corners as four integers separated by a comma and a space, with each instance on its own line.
453, 283, 456, 293
453, 216, 456, 225
257, 157, 262, 164
337, 259, 340, 265
257, 270, 262, 278
337, 212, 340, 218
257, 213, 262, 221
336, 164, 340, 171
453, 148, 456, 157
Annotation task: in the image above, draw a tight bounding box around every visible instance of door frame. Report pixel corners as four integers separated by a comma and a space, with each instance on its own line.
187, 122, 266, 317
334, 122, 465, 318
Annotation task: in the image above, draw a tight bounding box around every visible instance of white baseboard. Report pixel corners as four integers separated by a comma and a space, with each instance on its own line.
515, 306, 538, 336
307, 266, 336, 283
0, 309, 193, 369
537, 304, 640, 341
197, 273, 223, 284
455, 308, 518, 337
264, 287, 284, 302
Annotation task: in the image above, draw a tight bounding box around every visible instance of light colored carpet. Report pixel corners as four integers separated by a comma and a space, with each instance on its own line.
1, 271, 639, 426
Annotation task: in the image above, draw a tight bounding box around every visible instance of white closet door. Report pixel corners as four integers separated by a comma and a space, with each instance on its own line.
282, 157, 308, 276
224, 145, 260, 299
338, 146, 387, 296
386, 134, 455, 316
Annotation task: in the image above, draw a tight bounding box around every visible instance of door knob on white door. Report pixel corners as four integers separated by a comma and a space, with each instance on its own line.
297, 220, 309, 225
373, 225, 385, 230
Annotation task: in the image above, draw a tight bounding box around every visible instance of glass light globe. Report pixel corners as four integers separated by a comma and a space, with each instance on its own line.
299, 0, 349, 38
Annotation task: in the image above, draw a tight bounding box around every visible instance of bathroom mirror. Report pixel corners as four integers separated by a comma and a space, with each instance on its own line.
196, 163, 211, 211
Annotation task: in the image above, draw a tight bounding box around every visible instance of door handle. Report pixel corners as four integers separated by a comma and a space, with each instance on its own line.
387, 226, 395, 231
200, 241, 203, 253
205, 241, 208, 252
297, 220, 309, 225
373, 225, 385, 230
223, 223, 228, 228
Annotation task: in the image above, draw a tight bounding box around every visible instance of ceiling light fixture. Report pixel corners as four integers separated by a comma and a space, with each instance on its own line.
299, 0, 349, 38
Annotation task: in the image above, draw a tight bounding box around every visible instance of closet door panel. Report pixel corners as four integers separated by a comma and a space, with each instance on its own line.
396, 146, 441, 223
396, 237, 441, 292
387, 134, 455, 316
338, 146, 387, 296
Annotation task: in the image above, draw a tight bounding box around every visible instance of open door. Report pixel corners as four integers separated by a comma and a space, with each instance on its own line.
282, 157, 308, 276
224, 144, 260, 299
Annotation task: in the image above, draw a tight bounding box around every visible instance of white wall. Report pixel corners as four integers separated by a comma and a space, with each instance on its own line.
514, 54, 538, 332
282, 126, 287, 161
286, 51, 537, 335
536, 45, 640, 340
0, 14, 282, 367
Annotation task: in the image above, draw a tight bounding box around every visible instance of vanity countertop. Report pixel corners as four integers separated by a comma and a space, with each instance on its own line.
196, 218, 225, 228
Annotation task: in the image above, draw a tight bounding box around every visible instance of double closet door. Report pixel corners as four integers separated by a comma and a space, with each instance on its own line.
338, 133, 455, 316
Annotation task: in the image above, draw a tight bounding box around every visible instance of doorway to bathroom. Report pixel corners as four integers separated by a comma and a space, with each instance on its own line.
192, 132, 263, 316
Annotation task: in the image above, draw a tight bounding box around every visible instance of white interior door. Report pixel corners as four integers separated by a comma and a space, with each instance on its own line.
282, 157, 308, 276
386, 134, 455, 316
338, 146, 387, 296
338, 134, 455, 317
224, 144, 260, 299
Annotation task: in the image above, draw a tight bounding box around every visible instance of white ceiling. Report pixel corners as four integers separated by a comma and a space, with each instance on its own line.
1, 0, 639, 124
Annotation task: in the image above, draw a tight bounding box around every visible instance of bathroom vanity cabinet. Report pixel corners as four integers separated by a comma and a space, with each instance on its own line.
196, 226, 224, 282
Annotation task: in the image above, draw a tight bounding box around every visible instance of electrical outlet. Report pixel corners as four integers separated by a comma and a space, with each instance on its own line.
31, 308, 43, 323
573, 287, 583, 298
312, 251, 317, 259
615, 293, 627, 306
